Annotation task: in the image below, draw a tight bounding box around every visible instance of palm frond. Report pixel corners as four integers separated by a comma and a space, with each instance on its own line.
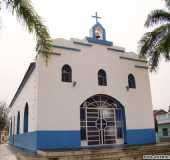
156, 31, 170, 60
138, 32, 152, 58
165, 0, 170, 10
149, 51, 160, 71
147, 32, 170, 71
139, 25, 168, 55
5, 0, 52, 61
139, 24, 170, 71
145, 9, 170, 27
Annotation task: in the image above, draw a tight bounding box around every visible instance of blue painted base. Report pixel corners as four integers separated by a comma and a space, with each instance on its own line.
9, 129, 156, 151
126, 129, 156, 145
14, 132, 37, 151
9, 135, 13, 144
37, 131, 80, 150
9, 130, 80, 151
9, 132, 37, 151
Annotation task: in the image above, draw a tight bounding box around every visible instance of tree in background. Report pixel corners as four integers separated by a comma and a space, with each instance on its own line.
0, 0, 52, 61
139, 0, 170, 71
0, 102, 9, 144
0, 102, 8, 131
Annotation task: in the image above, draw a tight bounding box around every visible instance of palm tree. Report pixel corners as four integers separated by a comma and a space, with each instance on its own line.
139, 0, 170, 71
1, 0, 52, 61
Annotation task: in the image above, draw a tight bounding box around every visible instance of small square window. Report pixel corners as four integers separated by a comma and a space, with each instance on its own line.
162, 128, 168, 136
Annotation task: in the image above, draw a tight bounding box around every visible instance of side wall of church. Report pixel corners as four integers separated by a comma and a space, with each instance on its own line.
36, 40, 155, 149
8, 66, 38, 151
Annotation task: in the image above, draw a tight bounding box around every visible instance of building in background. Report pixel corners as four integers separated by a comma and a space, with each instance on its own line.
156, 107, 170, 143
8, 13, 156, 152
153, 109, 167, 132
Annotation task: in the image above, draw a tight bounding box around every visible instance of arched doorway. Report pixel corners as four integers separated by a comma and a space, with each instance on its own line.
80, 94, 126, 146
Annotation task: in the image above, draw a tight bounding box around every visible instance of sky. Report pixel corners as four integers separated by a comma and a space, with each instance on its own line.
0, 0, 169, 110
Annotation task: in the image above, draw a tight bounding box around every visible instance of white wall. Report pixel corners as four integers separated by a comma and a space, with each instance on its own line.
37, 38, 154, 131
8, 66, 38, 135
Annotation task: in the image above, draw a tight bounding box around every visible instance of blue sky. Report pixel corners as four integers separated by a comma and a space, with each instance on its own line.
0, 0, 169, 110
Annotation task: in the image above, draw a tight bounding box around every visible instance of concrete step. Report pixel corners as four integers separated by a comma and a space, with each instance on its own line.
37, 143, 170, 160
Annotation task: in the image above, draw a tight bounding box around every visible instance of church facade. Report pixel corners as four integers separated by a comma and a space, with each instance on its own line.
8, 17, 156, 151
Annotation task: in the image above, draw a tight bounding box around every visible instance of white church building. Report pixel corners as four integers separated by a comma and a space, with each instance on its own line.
9, 14, 156, 151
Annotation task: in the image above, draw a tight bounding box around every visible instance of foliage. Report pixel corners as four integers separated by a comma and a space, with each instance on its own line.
139, 0, 170, 71
1, 0, 52, 61
0, 102, 9, 131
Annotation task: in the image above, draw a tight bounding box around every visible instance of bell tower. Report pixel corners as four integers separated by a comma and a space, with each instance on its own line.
86, 12, 113, 46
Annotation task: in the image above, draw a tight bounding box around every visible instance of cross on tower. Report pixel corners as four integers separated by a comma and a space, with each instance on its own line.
92, 12, 101, 23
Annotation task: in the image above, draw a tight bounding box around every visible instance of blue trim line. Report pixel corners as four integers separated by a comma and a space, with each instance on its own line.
52, 45, 80, 52
126, 129, 156, 145
86, 37, 113, 46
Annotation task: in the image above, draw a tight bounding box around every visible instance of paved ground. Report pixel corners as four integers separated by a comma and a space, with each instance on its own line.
0, 144, 47, 160
0, 144, 18, 160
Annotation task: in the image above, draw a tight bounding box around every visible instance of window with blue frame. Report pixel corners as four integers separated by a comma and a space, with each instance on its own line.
10, 119, 12, 136
16, 112, 20, 134
98, 69, 107, 86
128, 74, 136, 89
62, 64, 72, 82
23, 103, 29, 133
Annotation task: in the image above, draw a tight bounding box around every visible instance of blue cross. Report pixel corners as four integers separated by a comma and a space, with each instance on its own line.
92, 12, 101, 23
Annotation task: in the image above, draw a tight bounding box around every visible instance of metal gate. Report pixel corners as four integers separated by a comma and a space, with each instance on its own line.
87, 107, 116, 145
80, 95, 125, 146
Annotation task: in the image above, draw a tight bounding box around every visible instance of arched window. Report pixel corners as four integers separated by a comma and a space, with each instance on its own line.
10, 119, 12, 136
13, 117, 15, 135
17, 112, 20, 134
62, 65, 72, 82
98, 69, 107, 86
23, 103, 29, 133
128, 74, 136, 88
